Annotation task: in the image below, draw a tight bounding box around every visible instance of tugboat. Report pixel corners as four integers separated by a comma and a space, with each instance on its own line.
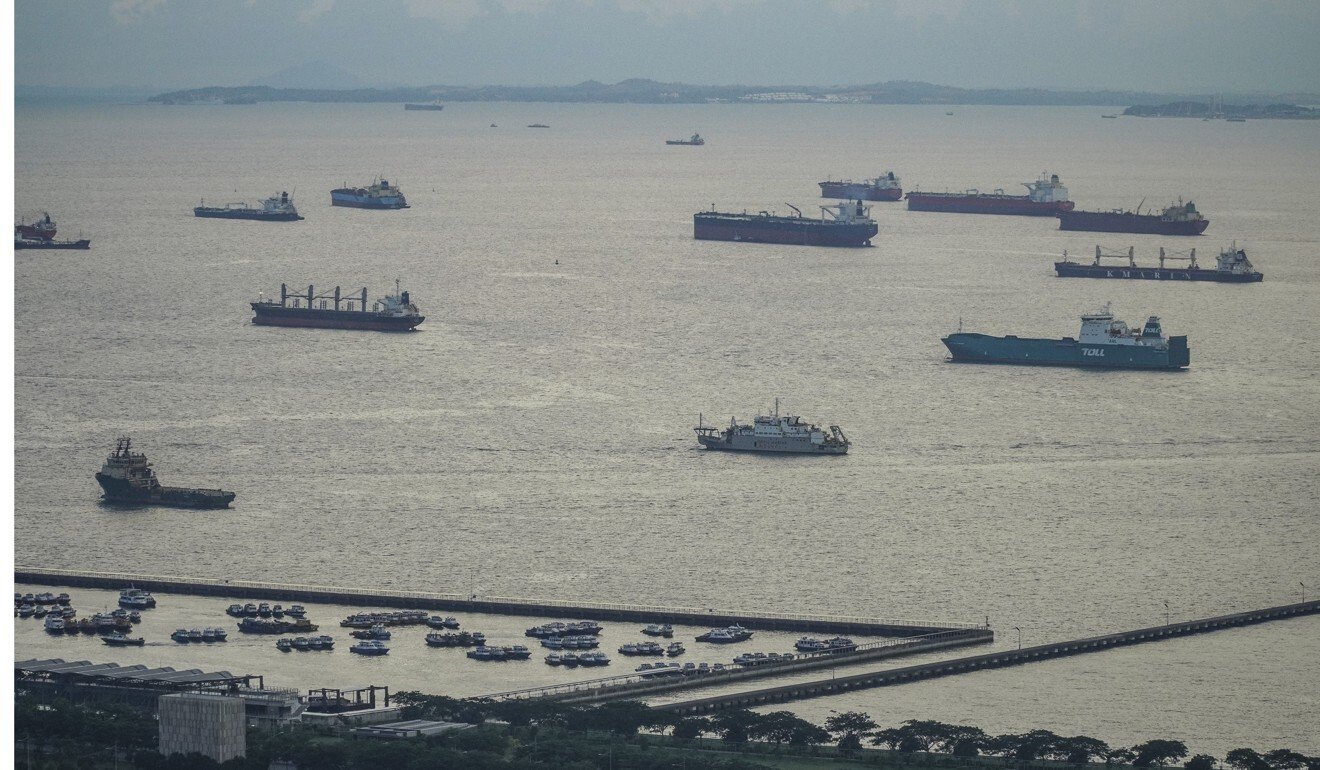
194, 191, 303, 221
1058, 200, 1209, 235
819, 171, 903, 201
250, 281, 424, 331
95, 438, 235, 509
695, 400, 849, 454
1055, 245, 1261, 282
330, 178, 408, 209
942, 304, 1190, 370
102, 632, 146, 647
694, 200, 877, 247
666, 133, 705, 146
906, 172, 1074, 216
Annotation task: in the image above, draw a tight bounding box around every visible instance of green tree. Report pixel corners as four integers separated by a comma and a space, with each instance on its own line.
671, 717, 709, 741
1266, 750, 1311, 770
1058, 736, 1112, 765
750, 711, 823, 748
711, 709, 762, 744
1227, 749, 1270, 770
1133, 739, 1190, 767
1186, 754, 1219, 770
823, 711, 877, 753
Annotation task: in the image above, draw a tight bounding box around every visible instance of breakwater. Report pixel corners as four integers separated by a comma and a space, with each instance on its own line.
660, 600, 1320, 713
481, 628, 993, 705
14, 568, 975, 636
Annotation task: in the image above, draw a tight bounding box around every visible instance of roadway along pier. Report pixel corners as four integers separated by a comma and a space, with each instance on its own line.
659, 599, 1320, 714
480, 629, 993, 705
15, 568, 974, 636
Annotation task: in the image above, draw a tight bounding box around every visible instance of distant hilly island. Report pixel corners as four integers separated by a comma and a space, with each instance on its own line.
145, 79, 1320, 114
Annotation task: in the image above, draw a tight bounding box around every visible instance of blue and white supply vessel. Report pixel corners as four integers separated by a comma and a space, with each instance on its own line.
942, 304, 1189, 370
331, 178, 409, 209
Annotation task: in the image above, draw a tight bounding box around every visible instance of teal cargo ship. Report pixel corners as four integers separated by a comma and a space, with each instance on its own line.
942, 304, 1189, 370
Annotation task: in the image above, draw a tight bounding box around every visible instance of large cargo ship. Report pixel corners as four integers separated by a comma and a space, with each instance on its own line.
1058, 201, 1208, 235
694, 200, 877, 247
330, 179, 409, 209
251, 281, 424, 331
403, 101, 444, 111
666, 133, 704, 145
95, 437, 236, 509
1055, 245, 1262, 283
819, 171, 902, 201
942, 304, 1189, 370
906, 172, 1073, 216
695, 401, 849, 454
194, 191, 303, 221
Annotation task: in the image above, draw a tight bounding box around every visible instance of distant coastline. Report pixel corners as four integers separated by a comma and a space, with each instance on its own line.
141, 79, 1320, 110
1123, 101, 1318, 120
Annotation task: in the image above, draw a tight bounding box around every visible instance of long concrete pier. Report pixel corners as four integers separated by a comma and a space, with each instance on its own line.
14, 568, 974, 636
481, 628, 993, 705
659, 600, 1320, 714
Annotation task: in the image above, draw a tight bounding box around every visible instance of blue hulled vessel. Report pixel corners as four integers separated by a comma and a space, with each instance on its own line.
942, 304, 1189, 370
330, 179, 408, 209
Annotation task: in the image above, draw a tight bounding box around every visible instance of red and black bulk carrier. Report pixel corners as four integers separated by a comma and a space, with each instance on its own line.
694, 200, 877, 247
1057, 201, 1209, 235
906, 172, 1074, 216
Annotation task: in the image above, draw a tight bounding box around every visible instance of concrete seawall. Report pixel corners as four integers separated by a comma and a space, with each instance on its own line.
14, 568, 973, 636
661, 600, 1320, 713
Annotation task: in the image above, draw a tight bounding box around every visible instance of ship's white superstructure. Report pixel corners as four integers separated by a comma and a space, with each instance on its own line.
1024, 172, 1069, 203
1077, 303, 1171, 349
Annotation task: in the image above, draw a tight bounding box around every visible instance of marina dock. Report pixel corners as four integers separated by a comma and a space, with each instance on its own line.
658, 600, 1320, 714
480, 628, 992, 705
14, 568, 977, 637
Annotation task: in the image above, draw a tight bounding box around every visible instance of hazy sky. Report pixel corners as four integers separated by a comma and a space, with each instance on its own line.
15, 0, 1320, 93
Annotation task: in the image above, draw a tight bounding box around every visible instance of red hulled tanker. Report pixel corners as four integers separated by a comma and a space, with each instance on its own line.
906, 172, 1074, 216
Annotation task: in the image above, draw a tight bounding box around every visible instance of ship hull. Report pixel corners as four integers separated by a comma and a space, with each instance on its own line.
14, 239, 90, 250
1054, 262, 1262, 283
404, 104, 444, 111
694, 213, 877, 247
194, 208, 303, 221
95, 474, 236, 509
251, 304, 424, 331
906, 194, 1073, 216
942, 333, 1189, 370
330, 191, 409, 209
819, 182, 903, 201
1058, 211, 1209, 235
697, 434, 848, 454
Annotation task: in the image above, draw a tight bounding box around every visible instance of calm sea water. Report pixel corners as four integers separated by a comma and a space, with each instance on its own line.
13, 102, 1320, 754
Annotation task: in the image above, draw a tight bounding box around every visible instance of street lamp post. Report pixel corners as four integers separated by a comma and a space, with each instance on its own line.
1012, 626, 1021, 650
1301, 582, 1307, 603
1163, 600, 1170, 626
